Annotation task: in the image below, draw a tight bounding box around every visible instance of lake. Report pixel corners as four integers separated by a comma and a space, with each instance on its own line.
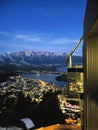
20, 73, 66, 87
19, 66, 67, 87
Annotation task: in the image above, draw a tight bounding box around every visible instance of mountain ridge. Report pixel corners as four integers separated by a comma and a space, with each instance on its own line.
0, 50, 82, 74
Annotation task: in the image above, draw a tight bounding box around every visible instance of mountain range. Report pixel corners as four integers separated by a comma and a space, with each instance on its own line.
0, 50, 82, 73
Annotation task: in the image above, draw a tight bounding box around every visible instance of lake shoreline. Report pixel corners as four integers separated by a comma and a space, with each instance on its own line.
18, 73, 66, 87
16, 65, 67, 75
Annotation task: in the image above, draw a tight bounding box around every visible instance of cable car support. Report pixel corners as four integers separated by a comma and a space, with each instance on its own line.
64, 36, 83, 67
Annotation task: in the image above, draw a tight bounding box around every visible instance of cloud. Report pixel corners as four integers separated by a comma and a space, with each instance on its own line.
50, 38, 77, 44
0, 31, 11, 37
0, 31, 77, 45
15, 34, 42, 42
15, 34, 78, 47
15, 34, 28, 39
0, 31, 81, 54
27, 37, 41, 42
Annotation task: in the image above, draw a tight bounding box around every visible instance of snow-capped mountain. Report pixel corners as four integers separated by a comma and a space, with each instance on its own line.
0, 50, 82, 73
0, 50, 68, 65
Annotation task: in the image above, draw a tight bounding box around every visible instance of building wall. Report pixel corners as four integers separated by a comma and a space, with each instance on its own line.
84, 0, 98, 130
84, 0, 98, 36
84, 36, 98, 130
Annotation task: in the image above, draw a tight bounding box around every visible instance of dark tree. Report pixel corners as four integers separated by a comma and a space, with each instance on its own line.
33, 90, 65, 128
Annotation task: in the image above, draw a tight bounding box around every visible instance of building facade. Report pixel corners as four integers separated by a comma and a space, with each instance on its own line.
83, 0, 98, 130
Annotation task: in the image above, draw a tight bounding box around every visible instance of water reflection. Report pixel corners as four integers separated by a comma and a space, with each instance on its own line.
20, 73, 65, 87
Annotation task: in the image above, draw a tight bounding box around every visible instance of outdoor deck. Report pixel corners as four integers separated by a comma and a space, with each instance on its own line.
36, 124, 82, 130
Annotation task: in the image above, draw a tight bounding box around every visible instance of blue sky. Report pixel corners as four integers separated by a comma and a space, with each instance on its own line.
0, 0, 87, 55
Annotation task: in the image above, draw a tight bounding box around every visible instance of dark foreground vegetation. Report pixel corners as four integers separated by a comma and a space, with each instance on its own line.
0, 72, 9, 83
0, 91, 65, 129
